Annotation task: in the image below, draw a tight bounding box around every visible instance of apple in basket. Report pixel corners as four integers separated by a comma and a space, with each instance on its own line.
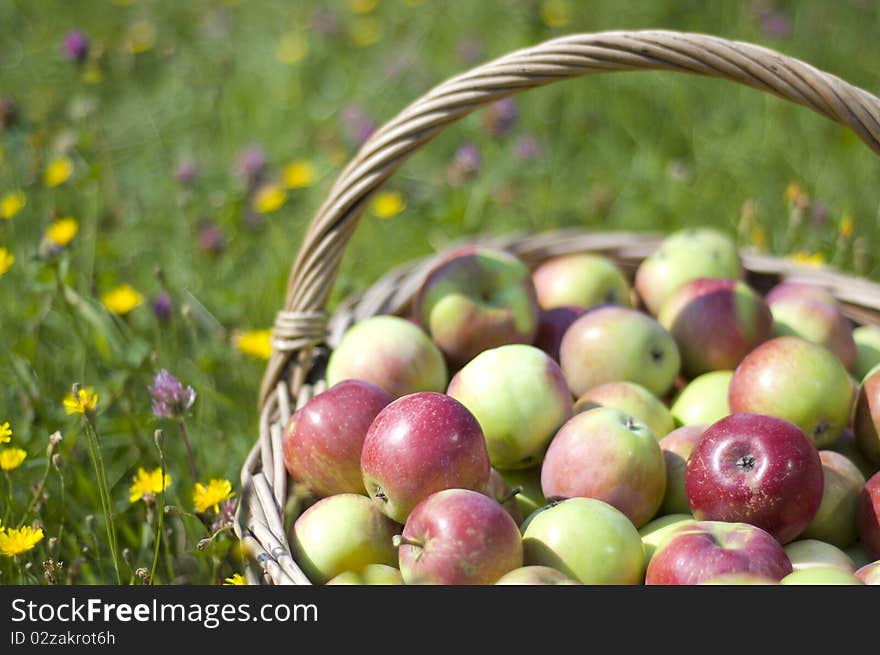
572, 381, 675, 441
658, 424, 707, 517
799, 450, 865, 548
325, 314, 448, 399
531, 252, 632, 310
495, 566, 579, 585
394, 488, 523, 585
855, 560, 880, 584
282, 379, 392, 497
559, 305, 681, 398
645, 520, 792, 585
413, 245, 540, 369
859, 471, 880, 559
854, 363, 880, 466
783, 539, 857, 573
669, 370, 733, 427
532, 305, 586, 363
685, 413, 824, 544
853, 325, 880, 381
779, 567, 864, 585
360, 391, 490, 524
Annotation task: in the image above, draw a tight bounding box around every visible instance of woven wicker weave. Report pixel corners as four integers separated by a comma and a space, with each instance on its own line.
233, 30, 880, 585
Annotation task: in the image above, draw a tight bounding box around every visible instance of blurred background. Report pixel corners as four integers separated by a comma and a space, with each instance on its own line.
1, 0, 879, 583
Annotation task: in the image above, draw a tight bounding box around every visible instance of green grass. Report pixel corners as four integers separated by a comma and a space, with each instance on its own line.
1, 0, 879, 584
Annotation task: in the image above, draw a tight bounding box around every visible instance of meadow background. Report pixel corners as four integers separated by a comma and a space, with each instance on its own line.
1, 0, 879, 585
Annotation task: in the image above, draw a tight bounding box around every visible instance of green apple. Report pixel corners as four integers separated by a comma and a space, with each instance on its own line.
780, 566, 864, 585
496, 466, 546, 522
698, 573, 779, 585
326, 315, 447, 399
495, 565, 579, 585
783, 539, 856, 572
670, 371, 732, 426
325, 564, 404, 585
638, 513, 696, 565
800, 451, 866, 548
658, 425, 706, 516
574, 381, 675, 440
854, 363, 880, 466
832, 428, 880, 480
290, 493, 400, 584
532, 253, 632, 310
447, 344, 573, 469
522, 497, 645, 584
854, 325, 880, 381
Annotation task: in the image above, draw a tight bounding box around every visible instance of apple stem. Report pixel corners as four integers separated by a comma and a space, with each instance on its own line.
498, 485, 523, 506
392, 535, 424, 549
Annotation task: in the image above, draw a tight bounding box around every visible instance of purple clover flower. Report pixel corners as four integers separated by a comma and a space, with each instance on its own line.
152, 292, 173, 322
235, 144, 267, 187
63, 30, 90, 64
197, 221, 226, 255
211, 498, 239, 533
149, 370, 196, 419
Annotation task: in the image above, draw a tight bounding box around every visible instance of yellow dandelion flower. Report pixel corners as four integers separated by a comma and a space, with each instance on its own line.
840, 213, 855, 238
235, 329, 273, 360
63, 387, 99, 415
784, 183, 802, 203
0, 422, 11, 444
276, 31, 308, 65
787, 251, 826, 268
253, 184, 287, 214
750, 226, 767, 250
283, 160, 316, 189
351, 17, 381, 47
193, 479, 235, 514
0, 191, 26, 220
223, 573, 247, 586
0, 447, 26, 471
0, 526, 44, 557
44, 157, 73, 188
82, 63, 103, 85
126, 20, 156, 54
371, 190, 405, 219
350, 0, 378, 13
44, 217, 79, 246
101, 284, 145, 315
0, 248, 13, 278
129, 467, 172, 503
541, 0, 571, 28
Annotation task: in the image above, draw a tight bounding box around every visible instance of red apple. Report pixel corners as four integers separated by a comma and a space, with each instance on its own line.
645, 520, 793, 585
282, 379, 392, 497
361, 392, 490, 523
858, 471, 880, 559
854, 364, 880, 466
394, 488, 523, 585
533, 305, 586, 363
685, 413, 824, 544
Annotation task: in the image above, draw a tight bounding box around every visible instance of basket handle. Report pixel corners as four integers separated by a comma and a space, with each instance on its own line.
259, 29, 880, 410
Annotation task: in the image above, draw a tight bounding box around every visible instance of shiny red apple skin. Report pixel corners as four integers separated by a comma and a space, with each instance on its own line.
685, 413, 824, 544
859, 471, 880, 559
282, 379, 392, 497
645, 520, 793, 585
360, 392, 491, 524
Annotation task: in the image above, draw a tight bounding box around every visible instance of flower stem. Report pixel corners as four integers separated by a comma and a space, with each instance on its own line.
19, 457, 52, 525
150, 432, 167, 585
82, 414, 122, 584
178, 419, 198, 484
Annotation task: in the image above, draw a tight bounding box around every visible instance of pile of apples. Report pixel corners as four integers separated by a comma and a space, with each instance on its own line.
281, 228, 880, 585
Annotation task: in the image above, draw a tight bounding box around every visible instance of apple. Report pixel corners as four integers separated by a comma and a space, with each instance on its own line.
698, 573, 779, 585
394, 488, 523, 585
658, 278, 772, 378
447, 344, 572, 470
560, 305, 681, 398
325, 564, 404, 585
728, 336, 853, 448
290, 493, 401, 584
541, 407, 666, 527
522, 497, 645, 585
780, 567, 864, 585
854, 325, 880, 381
685, 413, 823, 544
858, 471, 880, 559
573, 381, 675, 440
855, 560, 880, 584
495, 566, 579, 585
361, 392, 490, 523
531, 253, 632, 310
482, 468, 523, 526
413, 245, 540, 368
766, 282, 856, 371
658, 425, 707, 516
670, 371, 732, 427
832, 428, 880, 480
533, 305, 586, 363
635, 227, 742, 316
854, 363, 880, 466
496, 466, 545, 520
800, 450, 865, 548
645, 520, 792, 585
639, 514, 696, 565
282, 379, 392, 497
783, 539, 856, 572
326, 315, 448, 398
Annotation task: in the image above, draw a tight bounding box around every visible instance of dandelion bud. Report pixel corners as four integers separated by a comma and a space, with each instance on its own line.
135, 567, 149, 582
49, 431, 63, 447
122, 548, 133, 567
51, 454, 63, 471
197, 538, 211, 551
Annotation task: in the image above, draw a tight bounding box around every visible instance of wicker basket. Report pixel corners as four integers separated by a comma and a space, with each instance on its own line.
233, 30, 880, 585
